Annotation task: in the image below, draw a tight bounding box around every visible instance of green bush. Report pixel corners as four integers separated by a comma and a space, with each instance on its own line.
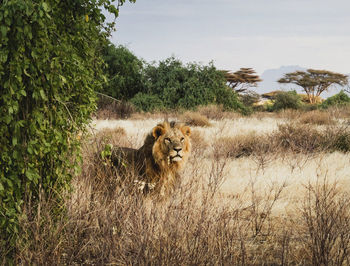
321, 90, 350, 109
140, 57, 246, 112
272, 90, 302, 111
0, 0, 132, 259
130, 93, 164, 112
216, 87, 251, 114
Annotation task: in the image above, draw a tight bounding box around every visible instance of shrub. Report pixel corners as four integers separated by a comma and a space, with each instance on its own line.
130, 93, 164, 112
276, 123, 324, 153
272, 91, 302, 111
0, 0, 116, 257
301, 178, 350, 265
0, 0, 124, 257
142, 57, 247, 113
180, 112, 211, 127
196, 104, 243, 120
298, 110, 334, 125
300, 103, 319, 112
325, 126, 350, 152
215, 86, 251, 114
196, 105, 225, 120
214, 133, 275, 158
321, 90, 350, 109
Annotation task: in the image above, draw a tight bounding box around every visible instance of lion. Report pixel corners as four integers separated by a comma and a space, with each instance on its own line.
110, 121, 191, 196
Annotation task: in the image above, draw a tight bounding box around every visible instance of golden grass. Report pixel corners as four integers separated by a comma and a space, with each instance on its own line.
180, 111, 211, 127
298, 110, 334, 125
8, 109, 350, 264
196, 104, 242, 120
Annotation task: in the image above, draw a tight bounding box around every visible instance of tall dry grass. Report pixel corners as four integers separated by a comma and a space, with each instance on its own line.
6, 108, 350, 264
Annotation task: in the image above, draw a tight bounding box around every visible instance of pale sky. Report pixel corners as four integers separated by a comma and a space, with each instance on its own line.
110, 0, 350, 75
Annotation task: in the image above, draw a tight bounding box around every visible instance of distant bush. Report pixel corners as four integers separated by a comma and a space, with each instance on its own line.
130, 93, 164, 112
141, 57, 247, 113
299, 103, 319, 112
214, 134, 268, 158
217, 87, 251, 114
321, 90, 350, 109
272, 91, 302, 111
276, 123, 324, 153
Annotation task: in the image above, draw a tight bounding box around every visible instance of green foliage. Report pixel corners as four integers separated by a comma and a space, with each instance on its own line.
131, 93, 164, 112
271, 91, 302, 111
102, 42, 144, 100
139, 57, 246, 112
216, 86, 250, 114
321, 91, 350, 109
0, 0, 132, 258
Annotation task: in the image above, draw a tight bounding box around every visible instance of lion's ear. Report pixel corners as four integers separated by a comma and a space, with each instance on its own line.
181, 126, 191, 137
152, 125, 166, 139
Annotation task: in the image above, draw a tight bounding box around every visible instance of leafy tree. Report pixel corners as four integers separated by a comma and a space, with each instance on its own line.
321, 90, 350, 109
272, 91, 302, 111
0, 0, 134, 258
139, 57, 247, 112
221, 68, 262, 93
102, 42, 144, 100
278, 69, 348, 104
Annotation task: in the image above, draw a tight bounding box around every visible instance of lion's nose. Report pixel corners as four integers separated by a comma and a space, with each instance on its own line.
174, 147, 182, 152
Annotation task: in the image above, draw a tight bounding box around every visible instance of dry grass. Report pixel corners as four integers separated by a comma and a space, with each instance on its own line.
196, 104, 242, 120
180, 111, 211, 127
298, 110, 334, 125
275, 109, 303, 120
94, 126, 126, 146
7, 108, 350, 264
94, 99, 135, 120
214, 133, 274, 158
190, 129, 210, 155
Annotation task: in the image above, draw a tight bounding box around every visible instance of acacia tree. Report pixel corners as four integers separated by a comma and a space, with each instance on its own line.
278, 69, 348, 104
221, 68, 262, 93
0, 0, 135, 258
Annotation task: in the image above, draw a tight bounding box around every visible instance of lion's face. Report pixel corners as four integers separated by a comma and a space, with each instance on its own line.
151, 122, 191, 169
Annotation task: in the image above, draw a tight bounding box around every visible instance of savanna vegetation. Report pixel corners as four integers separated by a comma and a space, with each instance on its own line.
1, 0, 350, 264
0, 0, 134, 261
8, 108, 350, 264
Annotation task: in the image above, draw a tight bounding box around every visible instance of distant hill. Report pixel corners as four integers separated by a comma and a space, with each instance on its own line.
255, 65, 348, 99
258, 65, 305, 93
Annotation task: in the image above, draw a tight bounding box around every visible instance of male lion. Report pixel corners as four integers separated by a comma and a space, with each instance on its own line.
110, 121, 191, 196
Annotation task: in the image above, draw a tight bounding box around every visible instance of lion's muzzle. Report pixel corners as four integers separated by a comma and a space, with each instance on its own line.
169, 146, 183, 162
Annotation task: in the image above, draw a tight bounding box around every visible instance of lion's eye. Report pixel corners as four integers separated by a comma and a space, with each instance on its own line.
165, 138, 171, 143
180, 137, 185, 142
